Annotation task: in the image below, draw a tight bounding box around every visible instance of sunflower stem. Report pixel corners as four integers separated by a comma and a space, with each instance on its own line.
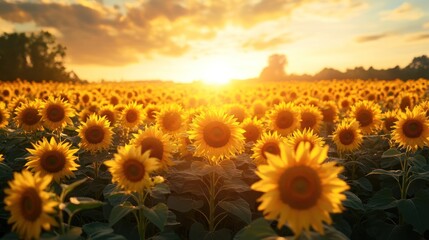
137, 191, 146, 240
399, 151, 411, 225
208, 170, 217, 232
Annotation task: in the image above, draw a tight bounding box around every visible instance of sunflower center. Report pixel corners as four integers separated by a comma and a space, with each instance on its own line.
40, 150, 66, 173
82, 95, 90, 104
22, 108, 41, 125
100, 111, 115, 125
301, 112, 317, 129
322, 107, 335, 122
402, 119, 423, 138
46, 104, 65, 122
84, 125, 105, 144
384, 117, 397, 132
163, 112, 182, 131
203, 121, 231, 148
261, 142, 280, 159
275, 110, 294, 129
278, 165, 322, 210
339, 129, 355, 145
356, 109, 373, 127
123, 159, 145, 182
243, 125, 260, 142
20, 187, 42, 222
140, 137, 164, 160
125, 110, 139, 123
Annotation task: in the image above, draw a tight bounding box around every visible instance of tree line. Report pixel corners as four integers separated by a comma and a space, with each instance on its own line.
0, 31, 80, 82
259, 54, 429, 81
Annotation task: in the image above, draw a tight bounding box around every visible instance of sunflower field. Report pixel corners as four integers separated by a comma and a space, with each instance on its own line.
1, 79, 429, 240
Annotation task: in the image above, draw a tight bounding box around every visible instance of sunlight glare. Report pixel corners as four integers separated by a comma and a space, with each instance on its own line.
198, 57, 237, 85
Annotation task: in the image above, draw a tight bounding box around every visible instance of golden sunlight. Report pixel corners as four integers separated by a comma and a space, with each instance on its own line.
196, 57, 239, 85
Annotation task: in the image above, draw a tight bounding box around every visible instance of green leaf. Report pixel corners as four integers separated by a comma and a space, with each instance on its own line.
219, 198, 251, 224
190, 222, 231, 240
233, 218, 277, 240
343, 191, 364, 211
221, 178, 250, 193
381, 148, 403, 158
367, 169, 402, 182
61, 178, 88, 198
167, 196, 203, 213
397, 189, 429, 234
190, 161, 213, 176
57, 227, 83, 240
64, 197, 104, 216
109, 202, 136, 227
366, 188, 398, 210
83, 222, 126, 240
142, 203, 168, 231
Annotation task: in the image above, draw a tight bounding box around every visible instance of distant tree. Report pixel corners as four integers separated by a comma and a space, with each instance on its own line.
259, 54, 287, 81
0, 31, 79, 82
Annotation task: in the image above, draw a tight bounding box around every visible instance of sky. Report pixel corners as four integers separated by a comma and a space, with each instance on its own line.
0, 0, 428, 84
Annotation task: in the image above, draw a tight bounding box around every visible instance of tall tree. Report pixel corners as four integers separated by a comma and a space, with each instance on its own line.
259, 54, 287, 81
0, 31, 78, 82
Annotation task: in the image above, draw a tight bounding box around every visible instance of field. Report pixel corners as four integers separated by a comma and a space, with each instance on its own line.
1, 79, 429, 240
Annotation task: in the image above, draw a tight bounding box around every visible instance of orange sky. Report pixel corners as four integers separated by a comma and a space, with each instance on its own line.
1, 0, 429, 84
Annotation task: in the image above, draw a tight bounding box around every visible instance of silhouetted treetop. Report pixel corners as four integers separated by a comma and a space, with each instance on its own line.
259, 54, 287, 82
0, 31, 79, 82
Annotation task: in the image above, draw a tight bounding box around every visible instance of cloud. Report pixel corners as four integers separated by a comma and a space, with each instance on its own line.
355, 33, 388, 43
424, 22, 429, 29
0, 0, 368, 66
243, 35, 293, 50
409, 33, 429, 41
380, 2, 423, 21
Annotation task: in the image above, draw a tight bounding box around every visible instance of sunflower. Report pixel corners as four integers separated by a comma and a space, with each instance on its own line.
0, 153, 4, 162
77, 114, 113, 153
350, 100, 382, 134
131, 126, 174, 170
252, 131, 284, 165
0, 102, 10, 129
268, 102, 301, 136
382, 110, 399, 133
320, 101, 338, 123
40, 97, 75, 131
392, 108, 429, 152
226, 104, 248, 123
25, 137, 79, 182
251, 142, 349, 236
104, 145, 160, 193
287, 129, 325, 152
121, 102, 144, 130
156, 104, 186, 135
415, 101, 429, 118
14, 100, 43, 132
144, 103, 160, 124
333, 120, 363, 153
4, 171, 58, 239
252, 100, 267, 119
188, 109, 245, 163
241, 118, 264, 143
299, 104, 323, 133
98, 105, 118, 127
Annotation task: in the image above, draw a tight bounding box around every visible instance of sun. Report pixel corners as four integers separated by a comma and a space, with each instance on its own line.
197, 57, 239, 85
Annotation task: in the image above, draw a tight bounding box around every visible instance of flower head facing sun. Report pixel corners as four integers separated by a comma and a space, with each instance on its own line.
156, 104, 186, 135
131, 126, 174, 170
77, 114, 114, 153
40, 97, 75, 131
4, 170, 58, 239
104, 145, 160, 193
350, 100, 382, 134
392, 108, 429, 152
25, 137, 79, 182
241, 118, 264, 143
252, 131, 284, 165
268, 102, 301, 136
0, 102, 10, 129
15, 100, 43, 132
251, 142, 349, 236
333, 119, 363, 153
287, 128, 325, 152
188, 109, 245, 163
121, 102, 144, 130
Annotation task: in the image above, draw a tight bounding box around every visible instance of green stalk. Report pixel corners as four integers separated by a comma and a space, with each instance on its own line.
208, 171, 216, 232
138, 191, 147, 240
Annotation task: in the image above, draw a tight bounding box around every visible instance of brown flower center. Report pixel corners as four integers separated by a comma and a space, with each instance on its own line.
243, 125, 260, 143
20, 187, 42, 221
40, 150, 66, 173
278, 165, 322, 210
229, 108, 246, 123
125, 109, 139, 123
110, 96, 119, 106
402, 119, 423, 138
339, 129, 355, 145
275, 110, 294, 129
123, 159, 145, 182
162, 112, 182, 132
322, 107, 335, 122
46, 104, 65, 122
100, 110, 115, 126
22, 108, 41, 126
301, 112, 317, 130
356, 109, 373, 127
84, 125, 105, 144
384, 117, 398, 132
203, 121, 231, 148
261, 142, 280, 159
139, 137, 164, 160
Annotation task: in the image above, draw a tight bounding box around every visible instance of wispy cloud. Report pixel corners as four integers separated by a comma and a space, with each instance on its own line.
355, 33, 389, 43
243, 35, 293, 50
380, 2, 423, 21
409, 33, 429, 41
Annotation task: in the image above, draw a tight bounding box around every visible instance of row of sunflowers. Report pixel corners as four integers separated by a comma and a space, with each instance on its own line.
0, 79, 429, 239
